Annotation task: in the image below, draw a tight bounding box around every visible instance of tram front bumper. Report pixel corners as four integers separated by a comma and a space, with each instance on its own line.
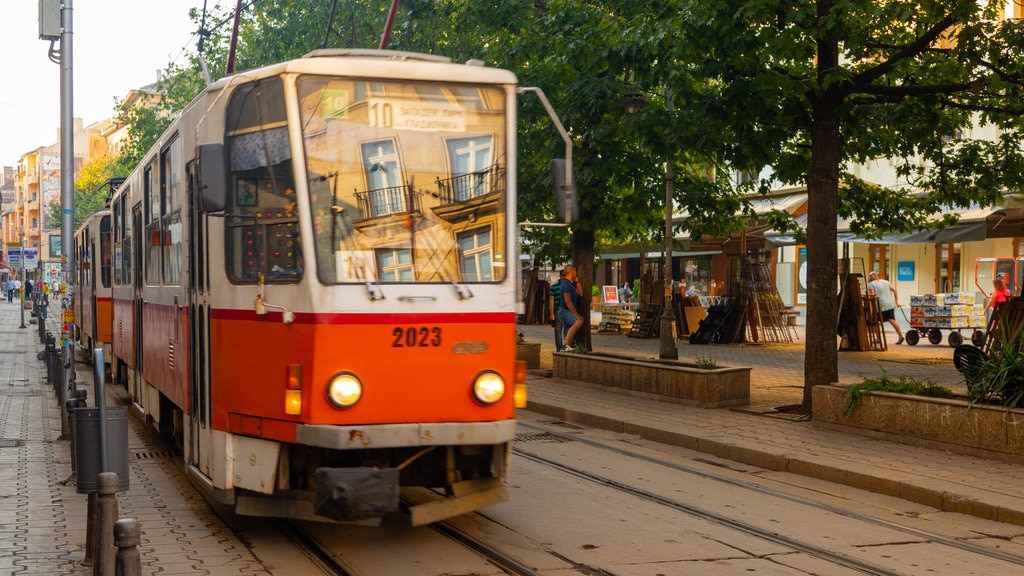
313, 467, 399, 521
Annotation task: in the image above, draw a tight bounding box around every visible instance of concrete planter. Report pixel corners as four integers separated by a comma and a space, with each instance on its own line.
516, 342, 541, 369
812, 384, 1024, 464
553, 351, 750, 408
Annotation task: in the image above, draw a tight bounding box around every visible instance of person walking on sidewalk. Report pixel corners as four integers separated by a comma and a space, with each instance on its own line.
548, 270, 565, 350
868, 271, 904, 345
558, 265, 584, 352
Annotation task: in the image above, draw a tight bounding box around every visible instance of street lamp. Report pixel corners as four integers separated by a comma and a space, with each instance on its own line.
659, 116, 678, 360
621, 86, 679, 358
18, 231, 26, 329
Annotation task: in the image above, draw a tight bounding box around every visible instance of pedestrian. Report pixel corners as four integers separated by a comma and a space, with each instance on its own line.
548, 271, 565, 350
24, 280, 32, 301
558, 264, 584, 352
988, 276, 1011, 311
867, 271, 904, 345
618, 280, 632, 303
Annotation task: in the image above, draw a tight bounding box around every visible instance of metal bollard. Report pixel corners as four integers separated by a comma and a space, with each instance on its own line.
38, 304, 47, 341
92, 472, 119, 576
114, 519, 142, 576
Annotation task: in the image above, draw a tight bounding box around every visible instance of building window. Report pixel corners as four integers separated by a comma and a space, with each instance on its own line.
458, 228, 492, 282
377, 248, 414, 282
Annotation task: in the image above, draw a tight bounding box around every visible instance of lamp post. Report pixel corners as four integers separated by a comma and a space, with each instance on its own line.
622, 85, 678, 358
658, 90, 678, 359
18, 232, 26, 329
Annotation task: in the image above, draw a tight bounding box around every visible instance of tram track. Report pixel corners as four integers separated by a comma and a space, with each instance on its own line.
514, 420, 1024, 574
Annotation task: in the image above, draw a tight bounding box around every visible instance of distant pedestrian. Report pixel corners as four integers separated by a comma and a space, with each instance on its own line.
867, 271, 904, 345
988, 276, 1011, 311
548, 271, 565, 350
558, 265, 584, 352
618, 281, 632, 303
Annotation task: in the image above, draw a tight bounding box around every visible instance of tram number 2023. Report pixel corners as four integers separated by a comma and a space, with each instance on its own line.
392, 326, 442, 348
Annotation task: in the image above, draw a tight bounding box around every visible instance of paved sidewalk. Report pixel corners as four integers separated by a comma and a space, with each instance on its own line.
519, 322, 1024, 527
0, 301, 268, 575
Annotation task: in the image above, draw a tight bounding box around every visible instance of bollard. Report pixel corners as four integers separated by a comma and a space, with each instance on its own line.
93, 472, 119, 576
114, 519, 142, 576
38, 304, 47, 341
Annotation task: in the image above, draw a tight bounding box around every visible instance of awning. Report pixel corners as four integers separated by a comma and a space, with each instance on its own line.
598, 247, 721, 260
765, 203, 992, 247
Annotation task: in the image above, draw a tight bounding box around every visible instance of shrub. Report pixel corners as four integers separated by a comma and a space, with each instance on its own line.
843, 372, 952, 416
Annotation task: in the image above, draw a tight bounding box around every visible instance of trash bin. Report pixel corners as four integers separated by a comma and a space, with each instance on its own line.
74, 406, 130, 494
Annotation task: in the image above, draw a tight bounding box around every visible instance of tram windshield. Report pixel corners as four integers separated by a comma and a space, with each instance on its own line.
297, 76, 508, 285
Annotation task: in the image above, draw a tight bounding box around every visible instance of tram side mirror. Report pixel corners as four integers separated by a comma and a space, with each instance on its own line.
552, 158, 578, 223
198, 143, 228, 213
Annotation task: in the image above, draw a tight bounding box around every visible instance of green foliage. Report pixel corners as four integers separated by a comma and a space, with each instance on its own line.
693, 355, 718, 370
965, 331, 1024, 409
48, 154, 121, 228
843, 372, 952, 416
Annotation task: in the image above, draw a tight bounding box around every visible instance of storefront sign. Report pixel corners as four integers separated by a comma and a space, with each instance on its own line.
897, 261, 915, 281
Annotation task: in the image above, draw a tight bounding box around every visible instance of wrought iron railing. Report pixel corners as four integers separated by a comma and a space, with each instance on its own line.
435, 165, 505, 206
354, 185, 421, 218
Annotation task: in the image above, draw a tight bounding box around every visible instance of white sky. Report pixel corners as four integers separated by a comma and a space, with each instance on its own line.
0, 1, 215, 167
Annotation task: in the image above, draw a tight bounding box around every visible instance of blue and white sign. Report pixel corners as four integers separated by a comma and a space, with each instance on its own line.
897, 261, 915, 281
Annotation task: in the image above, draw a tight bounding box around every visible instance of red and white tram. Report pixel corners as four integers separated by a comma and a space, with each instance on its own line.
103, 49, 525, 525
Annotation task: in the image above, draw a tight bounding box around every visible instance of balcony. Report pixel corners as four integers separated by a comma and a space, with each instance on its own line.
354, 185, 421, 219
435, 165, 504, 207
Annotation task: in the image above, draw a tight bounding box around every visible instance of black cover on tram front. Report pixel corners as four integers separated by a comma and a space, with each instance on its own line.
313, 467, 399, 521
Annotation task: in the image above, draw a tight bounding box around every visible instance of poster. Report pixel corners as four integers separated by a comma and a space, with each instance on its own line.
602, 285, 618, 303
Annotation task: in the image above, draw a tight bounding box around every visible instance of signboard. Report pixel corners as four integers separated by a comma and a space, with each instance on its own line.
897, 261, 915, 281
7, 244, 20, 266
602, 285, 618, 303
8, 246, 39, 267
49, 235, 62, 257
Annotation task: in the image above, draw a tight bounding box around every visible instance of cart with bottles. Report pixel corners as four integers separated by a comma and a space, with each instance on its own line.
905, 292, 986, 347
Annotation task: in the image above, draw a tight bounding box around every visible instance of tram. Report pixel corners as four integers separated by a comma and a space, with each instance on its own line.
98, 49, 525, 525
73, 210, 113, 364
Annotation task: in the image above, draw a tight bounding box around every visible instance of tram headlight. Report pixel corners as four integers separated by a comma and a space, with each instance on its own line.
472, 371, 505, 405
327, 372, 362, 409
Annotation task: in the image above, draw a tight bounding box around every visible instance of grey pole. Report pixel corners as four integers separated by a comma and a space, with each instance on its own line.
61, 0, 74, 284
60, 0, 76, 405
94, 349, 108, 473
18, 233, 26, 329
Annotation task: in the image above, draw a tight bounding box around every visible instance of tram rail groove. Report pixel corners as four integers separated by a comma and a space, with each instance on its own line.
516, 420, 1024, 571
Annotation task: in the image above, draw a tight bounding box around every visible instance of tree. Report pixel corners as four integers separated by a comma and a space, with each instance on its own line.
47, 154, 119, 229
685, 0, 1024, 410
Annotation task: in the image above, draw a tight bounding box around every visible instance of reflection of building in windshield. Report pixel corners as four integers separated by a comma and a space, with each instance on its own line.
299, 77, 508, 284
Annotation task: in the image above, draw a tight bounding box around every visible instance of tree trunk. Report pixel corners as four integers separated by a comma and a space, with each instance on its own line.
573, 227, 596, 351
803, 27, 843, 410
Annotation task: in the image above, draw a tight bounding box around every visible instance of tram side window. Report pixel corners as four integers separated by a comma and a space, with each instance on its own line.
100, 215, 112, 288
113, 198, 122, 286
161, 138, 184, 285
144, 165, 161, 285
224, 77, 302, 284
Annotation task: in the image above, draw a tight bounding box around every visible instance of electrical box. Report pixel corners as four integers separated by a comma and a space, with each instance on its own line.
39, 0, 62, 40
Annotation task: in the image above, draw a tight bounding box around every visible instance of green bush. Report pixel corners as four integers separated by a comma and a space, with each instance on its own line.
843, 372, 951, 416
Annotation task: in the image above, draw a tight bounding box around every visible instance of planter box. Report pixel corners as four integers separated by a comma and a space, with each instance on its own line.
553, 352, 750, 408
812, 384, 1024, 463
516, 342, 541, 369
